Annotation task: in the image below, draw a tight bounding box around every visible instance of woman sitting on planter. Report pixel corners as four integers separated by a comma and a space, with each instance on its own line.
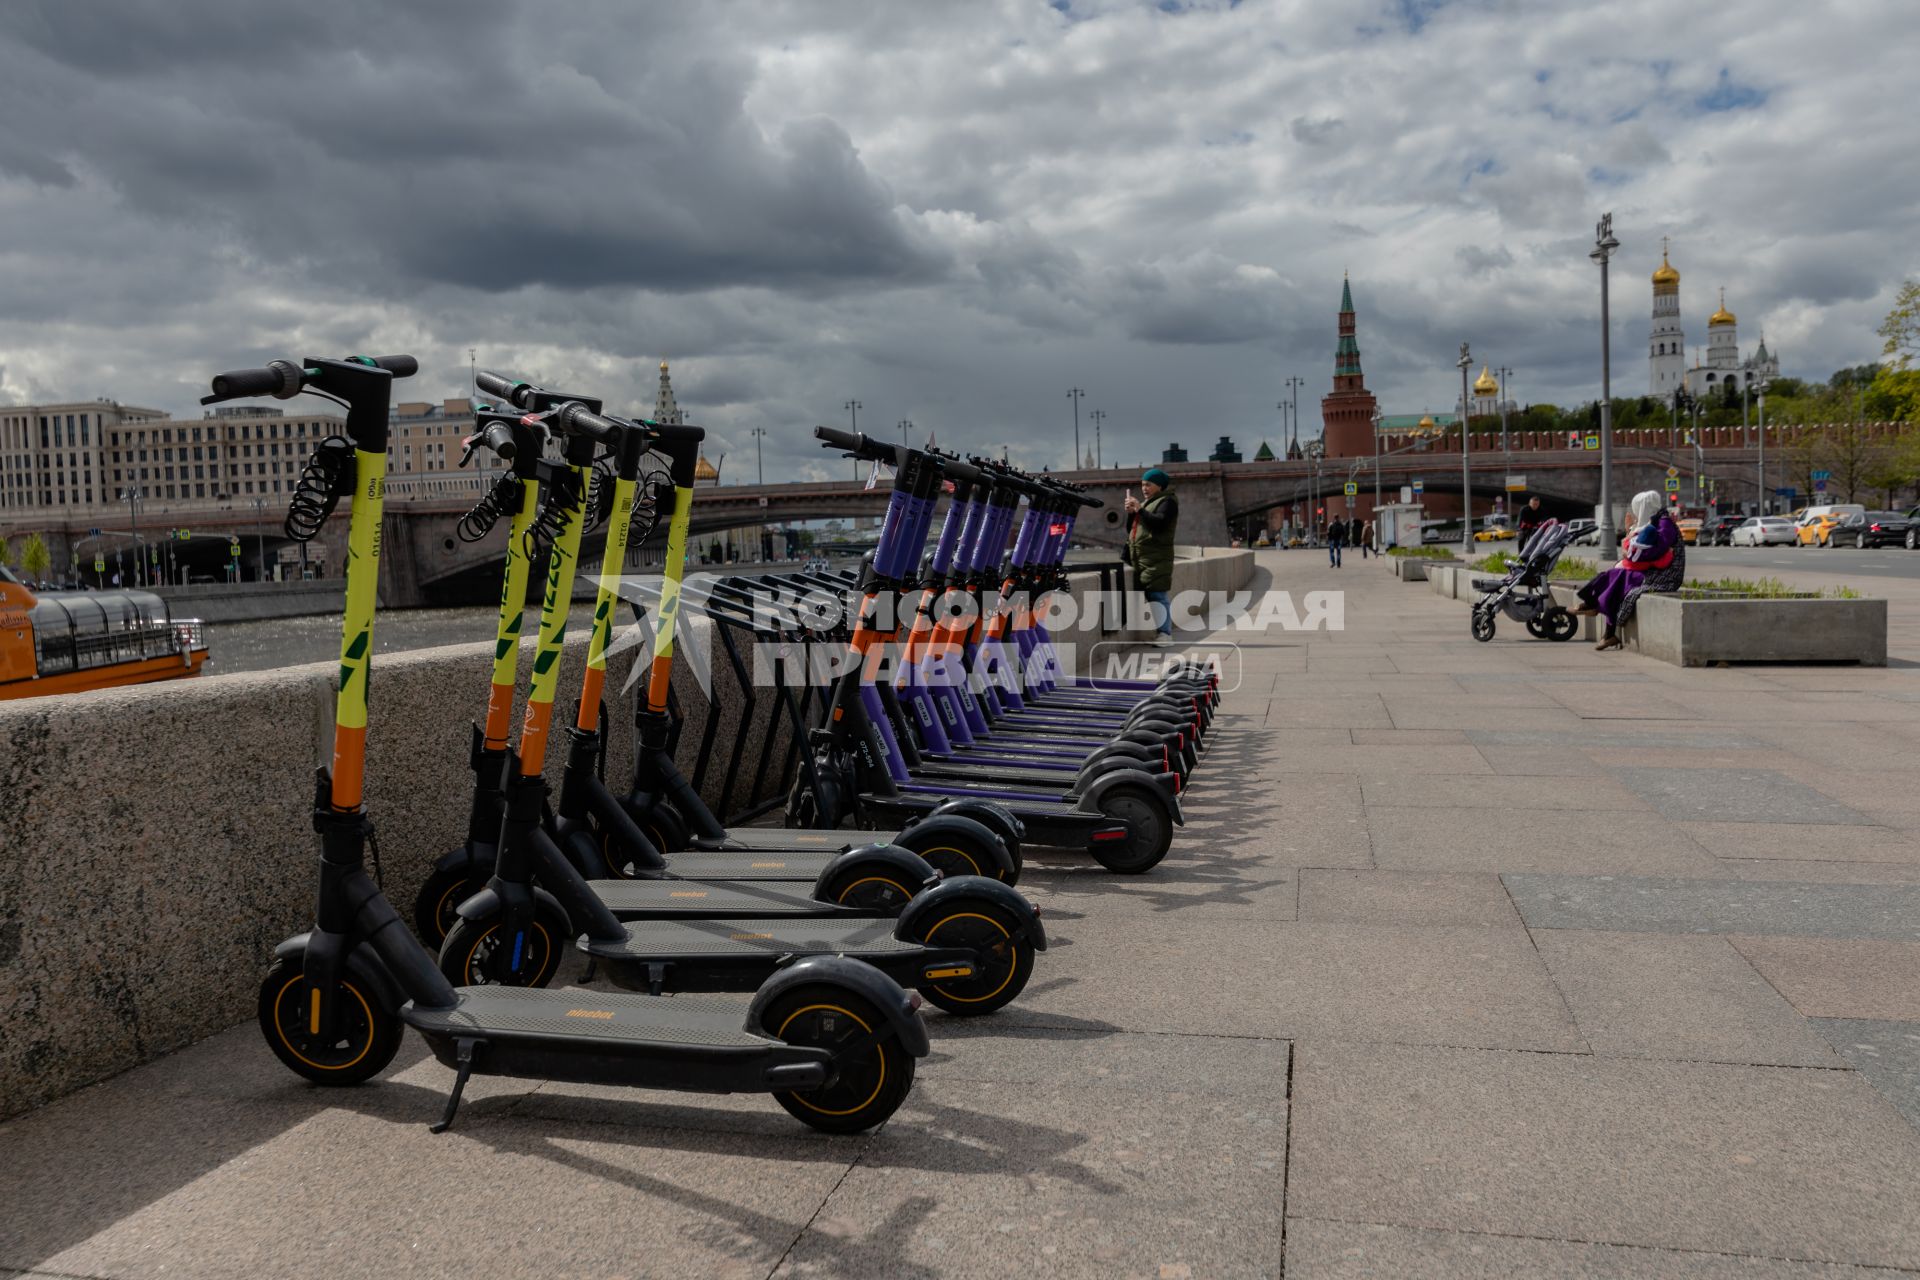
1572, 490, 1685, 652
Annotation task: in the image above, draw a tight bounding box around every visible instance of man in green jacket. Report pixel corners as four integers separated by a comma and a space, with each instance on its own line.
1126, 468, 1179, 641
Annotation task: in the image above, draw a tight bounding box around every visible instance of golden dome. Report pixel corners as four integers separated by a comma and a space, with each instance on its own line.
1418, 414, 1436, 431
693, 453, 718, 481
1708, 288, 1736, 327
1652, 251, 1680, 288
1473, 365, 1500, 396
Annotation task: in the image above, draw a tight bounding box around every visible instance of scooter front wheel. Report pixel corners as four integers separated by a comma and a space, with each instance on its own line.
910, 899, 1036, 1016
439, 898, 570, 989
258, 956, 403, 1086
762, 985, 916, 1133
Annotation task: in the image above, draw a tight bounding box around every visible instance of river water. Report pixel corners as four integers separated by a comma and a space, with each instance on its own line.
207, 604, 598, 676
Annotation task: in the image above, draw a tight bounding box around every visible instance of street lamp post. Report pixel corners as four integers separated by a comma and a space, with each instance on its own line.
750, 426, 768, 485
1755, 377, 1770, 514
1089, 409, 1106, 468
898, 419, 913, 447
1457, 344, 1474, 557
1497, 366, 1513, 458
1371, 406, 1383, 537
1590, 213, 1620, 557
1285, 376, 1305, 455
1066, 388, 1085, 471
251, 496, 267, 584
121, 484, 144, 588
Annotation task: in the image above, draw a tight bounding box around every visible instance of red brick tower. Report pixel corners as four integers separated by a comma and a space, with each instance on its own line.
1320, 274, 1378, 459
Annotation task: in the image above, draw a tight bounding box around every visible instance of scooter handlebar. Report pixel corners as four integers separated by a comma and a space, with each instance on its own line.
361, 354, 418, 377
461, 420, 518, 465
204, 358, 303, 404
548, 400, 619, 444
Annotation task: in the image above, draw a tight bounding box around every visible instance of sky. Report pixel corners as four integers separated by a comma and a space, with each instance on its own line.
1, 0, 1914, 483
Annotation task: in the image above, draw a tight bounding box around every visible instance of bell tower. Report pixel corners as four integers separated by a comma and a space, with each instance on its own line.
1649, 239, 1685, 397
1320, 274, 1378, 459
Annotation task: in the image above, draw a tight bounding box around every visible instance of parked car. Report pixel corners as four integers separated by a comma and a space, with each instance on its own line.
1473, 515, 1516, 543
1829, 510, 1912, 549
1676, 517, 1703, 545
1564, 518, 1598, 546
1795, 504, 1866, 547
1702, 514, 1747, 546
1730, 516, 1798, 547
1906, 506, 1920, 549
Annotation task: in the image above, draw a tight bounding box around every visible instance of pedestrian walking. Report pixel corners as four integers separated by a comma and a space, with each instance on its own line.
1359, 519, 1375, 560
1517, 496, 1545, 543
1126, 467, 1180, 641
1327, 515, 1346, 568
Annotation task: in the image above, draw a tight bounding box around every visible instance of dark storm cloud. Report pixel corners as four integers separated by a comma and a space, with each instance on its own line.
0, 0, 943, 295
0, 0, 1914, 481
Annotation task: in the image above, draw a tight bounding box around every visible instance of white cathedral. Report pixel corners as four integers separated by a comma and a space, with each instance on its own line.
1648, 241, 1779, 401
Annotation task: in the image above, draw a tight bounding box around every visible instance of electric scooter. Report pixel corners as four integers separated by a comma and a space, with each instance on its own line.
787, 428, 1184, 873
438, 399, 1045, 1016
237, 352, 926, 1134
409, 374, 995, 945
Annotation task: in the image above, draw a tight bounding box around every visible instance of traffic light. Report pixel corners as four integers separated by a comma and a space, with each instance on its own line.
1316, 506, 1325, 516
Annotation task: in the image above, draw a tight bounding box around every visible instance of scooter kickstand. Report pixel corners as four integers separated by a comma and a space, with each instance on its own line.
431, 1038, 481, 1134
647, 962, 669, 997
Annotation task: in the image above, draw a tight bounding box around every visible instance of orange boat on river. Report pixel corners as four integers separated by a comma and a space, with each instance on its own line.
0, 565, 209, 699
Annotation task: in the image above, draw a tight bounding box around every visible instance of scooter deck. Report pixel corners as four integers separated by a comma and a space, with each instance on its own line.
681, 830, 908, 855
588, 879, 848, 918
585, 916, 921, 964
403, 986, 770, 1049
660, 849, 841, 880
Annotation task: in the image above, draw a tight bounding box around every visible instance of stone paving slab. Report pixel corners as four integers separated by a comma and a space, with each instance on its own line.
1535, 932, 1841, 1066
1381, 702, 1587, 732
1296, 870, 1520, 927
1613, 767, 1870, 826
1680, 821, 1920, 864
1258, 744, 1495, 775
1348, 727, 1470, 744
1713, 857, 1920, 885
1367, 808, 1724, 877
1359, 772, 1649, 811
1505, 874, 1920, 940
773, 1076, 1287, 1279
1730, 936, 1920, 1021
1265, 696, 1394, 729
1812, 1019, 1920, 1133
1467, 727, 1762, 750
1469, 744, 1598, 775
1288, 1040, 1920, 1270
1283, 1219, 1920, 1279
1018, 918, 1582, 1051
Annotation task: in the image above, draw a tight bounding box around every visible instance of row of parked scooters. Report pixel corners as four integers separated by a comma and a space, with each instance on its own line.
221, 353, 1216, 1133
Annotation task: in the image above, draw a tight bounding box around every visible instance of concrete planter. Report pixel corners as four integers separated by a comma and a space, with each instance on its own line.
1539, 585, 1884, 665
1390, 556, 1455, 582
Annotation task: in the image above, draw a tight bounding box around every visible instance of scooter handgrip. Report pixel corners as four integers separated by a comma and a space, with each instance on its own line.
551, 400, 618, 443
815, 426, 864, 452
475, 370, 529, 405
466, 420, 517, 462
205, 359, 302, 403
369, 354, 419, 377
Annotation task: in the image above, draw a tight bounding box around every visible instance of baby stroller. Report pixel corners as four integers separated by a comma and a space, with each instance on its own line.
1469, 519, 1579, 642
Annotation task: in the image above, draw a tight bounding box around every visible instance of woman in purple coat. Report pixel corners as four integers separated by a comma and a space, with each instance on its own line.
1573, 491, 1685, 651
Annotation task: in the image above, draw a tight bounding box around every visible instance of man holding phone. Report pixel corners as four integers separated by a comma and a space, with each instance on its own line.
1125, 468, 1179, 641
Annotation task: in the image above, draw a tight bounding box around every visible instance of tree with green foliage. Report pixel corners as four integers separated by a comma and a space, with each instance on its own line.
20, 533, 51, 582
0, 536, 12, 570
1879, 279, 1920, 367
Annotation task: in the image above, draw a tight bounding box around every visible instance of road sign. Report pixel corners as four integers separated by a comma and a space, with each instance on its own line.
1584, 435, 1600, 451
178, 529, 190, 540
1664, 478, 1681, 492
1505, 475, 1526, 492
228, 540, 241, 558
1666, 466, 1679, 479
1399, 486, 1414, 503
1812, 470, 1831, 481
1342, 482, 1357, 496
1815, 479, 1828, 492
93, 557, 105, 572
90, 527, 101, 537
1411, 479, 1424, 494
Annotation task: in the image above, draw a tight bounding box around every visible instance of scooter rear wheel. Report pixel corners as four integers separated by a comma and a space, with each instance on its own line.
910, 900, 1036, 1016
762, 985, 916, 1133
439, 897, 570, 989
1093, 786, 1173, 874
258, 957, 403, 1086
413, 861, 485, 946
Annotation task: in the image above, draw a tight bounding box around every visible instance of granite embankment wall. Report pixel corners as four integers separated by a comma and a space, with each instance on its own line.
0, 551, 1250, 1119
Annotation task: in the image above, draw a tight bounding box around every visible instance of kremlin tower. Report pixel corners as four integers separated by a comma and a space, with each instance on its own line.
1649, 243, 1685, 397
1320, 275, 1378, 459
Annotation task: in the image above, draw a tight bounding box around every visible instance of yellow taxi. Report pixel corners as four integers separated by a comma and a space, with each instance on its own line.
1796, 506, 1864, 547
1473, 516, 1517, 543
1676, 517, 1703, 545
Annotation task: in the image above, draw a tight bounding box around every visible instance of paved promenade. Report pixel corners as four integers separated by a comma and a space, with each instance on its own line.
6, 549, 1920, 1277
